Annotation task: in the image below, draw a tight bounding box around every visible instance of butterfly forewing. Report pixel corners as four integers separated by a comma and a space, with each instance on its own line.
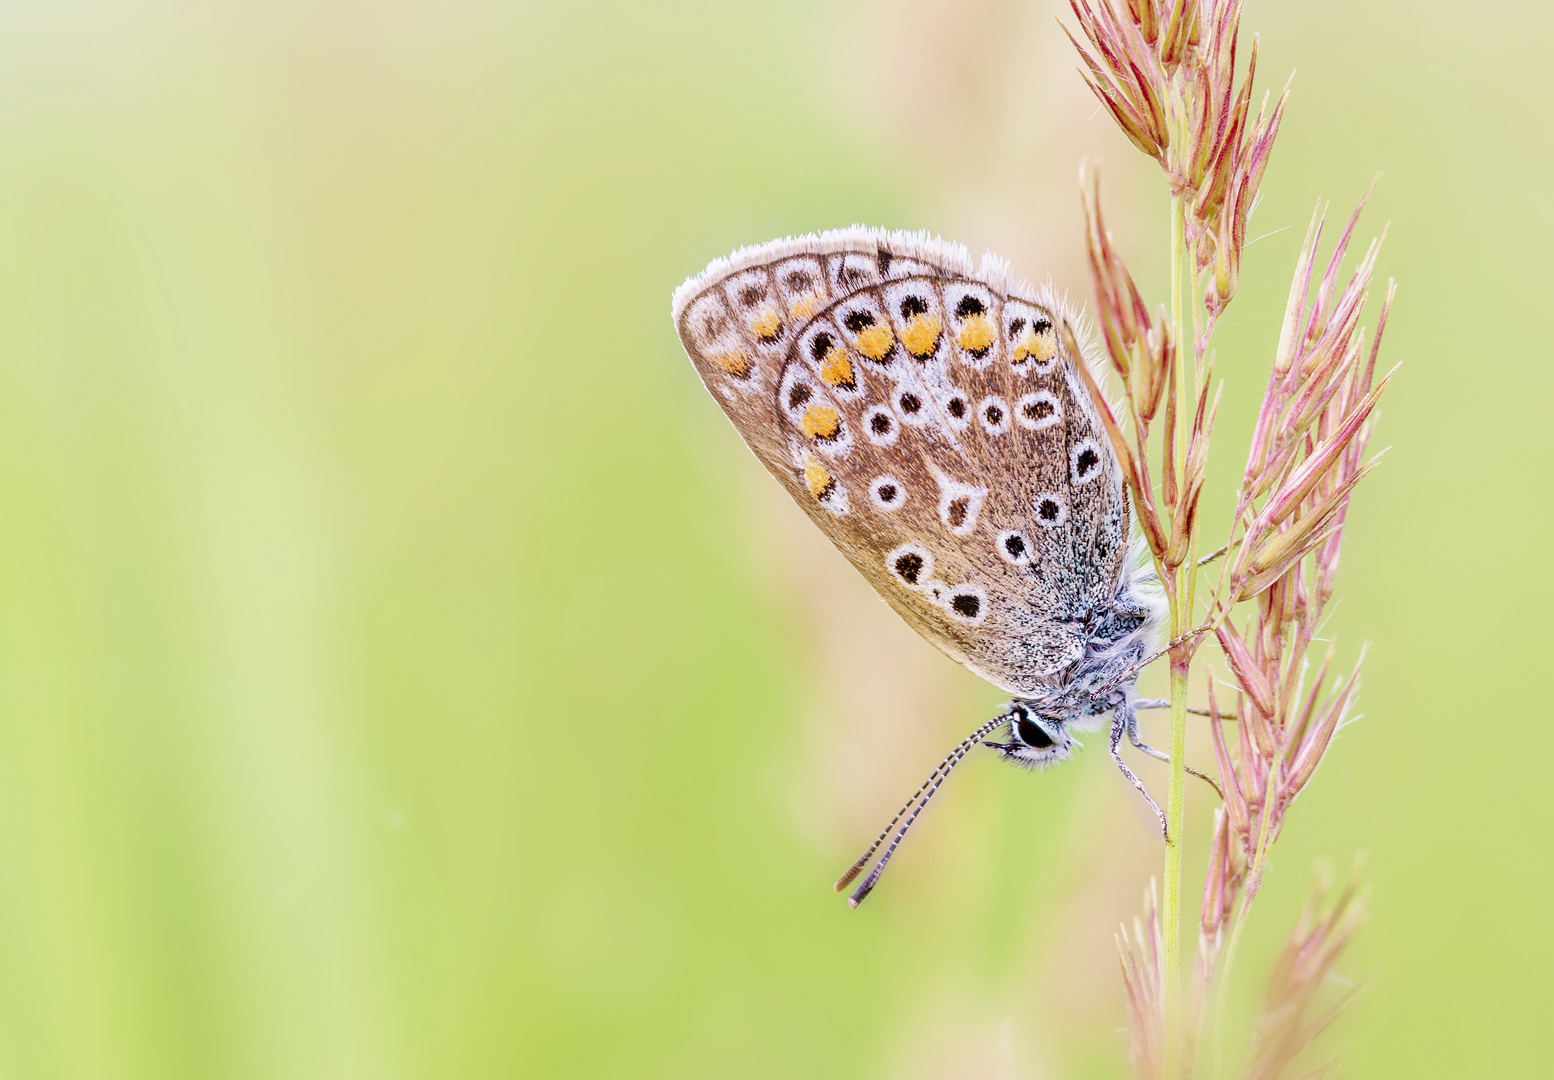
673, 228, 1129, 696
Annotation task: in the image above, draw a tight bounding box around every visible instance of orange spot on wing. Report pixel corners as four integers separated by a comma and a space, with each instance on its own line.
714, 349, 752, 378
956, 312, 996, 353
803, 455, 835, 500
801, 404, 842, 441
818, 348, 854, 388
750, 306, 783, 342
854, 325, 894, 361
789, 292, 822, 320
901, 313, 941, 357
1014, 327, 1057, 365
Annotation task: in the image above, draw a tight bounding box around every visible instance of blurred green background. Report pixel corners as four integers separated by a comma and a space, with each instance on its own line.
0, 0, 1547, 1076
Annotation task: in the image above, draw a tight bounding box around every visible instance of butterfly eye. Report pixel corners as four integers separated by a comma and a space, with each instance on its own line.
1016, 715, 1055, 749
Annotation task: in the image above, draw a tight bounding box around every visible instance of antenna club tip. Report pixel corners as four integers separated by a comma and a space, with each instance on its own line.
847, 897, 861, 910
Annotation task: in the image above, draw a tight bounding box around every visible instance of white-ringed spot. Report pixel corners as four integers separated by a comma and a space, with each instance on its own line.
869, 476, 907, 511
895, 389, 930, 426
886, 544, 933, 588
979, 395, 1009, 435
1015, 391, 1062, 431
1032, 492, 1068, 529
937, 483, 987, 537
864, 406, 899, 446
945, 584, 988, 625
997, 529, 1031, 565
1071, 438, 1105, 486
943, 391, 971, 433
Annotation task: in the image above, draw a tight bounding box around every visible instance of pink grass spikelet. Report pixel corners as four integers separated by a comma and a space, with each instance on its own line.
1056, 2, 1395, 1075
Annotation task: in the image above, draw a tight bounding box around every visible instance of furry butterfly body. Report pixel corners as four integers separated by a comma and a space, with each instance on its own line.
672, 227, 1170, 903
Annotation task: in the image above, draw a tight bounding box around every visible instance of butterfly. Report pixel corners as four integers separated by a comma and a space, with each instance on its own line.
672, 227, 1179, 906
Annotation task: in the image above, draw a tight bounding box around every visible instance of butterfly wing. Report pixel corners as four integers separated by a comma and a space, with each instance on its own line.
672, 228, 1131, 697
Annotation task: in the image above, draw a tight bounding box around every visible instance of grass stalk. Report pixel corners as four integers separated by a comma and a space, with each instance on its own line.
1161, 189, 1188, 1080
1212, 760, 1280, 1078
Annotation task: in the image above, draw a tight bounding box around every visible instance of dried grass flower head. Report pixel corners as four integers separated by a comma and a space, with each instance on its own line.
1067, 0, 1287, 339
1056, 1, 1395, 1076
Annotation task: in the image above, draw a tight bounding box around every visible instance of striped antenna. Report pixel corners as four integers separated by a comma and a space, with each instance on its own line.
835, 712, 1012, 908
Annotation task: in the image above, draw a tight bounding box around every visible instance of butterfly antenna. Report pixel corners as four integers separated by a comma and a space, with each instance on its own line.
833, 713, 1008, 893
836, 713, 1010, 908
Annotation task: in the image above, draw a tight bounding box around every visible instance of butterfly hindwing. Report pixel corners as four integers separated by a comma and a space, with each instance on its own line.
673, 228, 1130, 696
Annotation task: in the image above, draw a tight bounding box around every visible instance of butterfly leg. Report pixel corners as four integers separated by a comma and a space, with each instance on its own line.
1125, 706, 1172, 764
1136, 698, 1225, 720
1126, 702, 1225, 799
1109, 707, 1169, 841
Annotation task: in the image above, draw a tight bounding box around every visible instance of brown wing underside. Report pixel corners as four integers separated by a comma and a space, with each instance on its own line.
673, 232, 1130, 695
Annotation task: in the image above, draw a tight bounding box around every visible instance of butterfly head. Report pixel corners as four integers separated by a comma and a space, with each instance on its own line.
985, 702, 1073, 770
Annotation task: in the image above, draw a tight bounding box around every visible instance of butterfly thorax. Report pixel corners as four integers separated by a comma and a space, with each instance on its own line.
1012, 565, 1165, 731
